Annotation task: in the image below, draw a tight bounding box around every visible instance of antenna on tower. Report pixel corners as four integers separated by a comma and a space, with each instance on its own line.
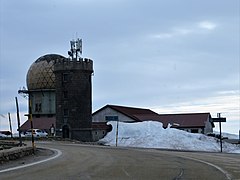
18, 86, 29, 99
68, 38, 82, 60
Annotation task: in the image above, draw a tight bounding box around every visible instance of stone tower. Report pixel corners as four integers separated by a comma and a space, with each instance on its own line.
54, 39, 94, 141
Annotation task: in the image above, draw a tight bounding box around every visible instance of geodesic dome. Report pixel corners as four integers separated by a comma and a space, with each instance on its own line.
27, 54, 66, 90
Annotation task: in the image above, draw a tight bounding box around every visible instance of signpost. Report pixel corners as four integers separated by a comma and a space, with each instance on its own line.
105, 116, 118, 121
211, 113, 226, 152
211, 117, 226, 123
105, 116, 119, 147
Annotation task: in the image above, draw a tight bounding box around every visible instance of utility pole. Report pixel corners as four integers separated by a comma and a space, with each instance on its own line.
15, 97, 22, 146
8, 113, 13, 139
239, 129, 240, 143
29, 98, 35, 154
17, 89, 35, 152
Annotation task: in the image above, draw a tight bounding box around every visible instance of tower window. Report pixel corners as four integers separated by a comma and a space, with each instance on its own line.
35, 103, 42, 112
63, 73, 69, 82
63, 108, 69, 117
63, 91, 68, 99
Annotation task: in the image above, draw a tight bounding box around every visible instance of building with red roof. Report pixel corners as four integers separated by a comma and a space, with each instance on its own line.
92, 104, 215, 140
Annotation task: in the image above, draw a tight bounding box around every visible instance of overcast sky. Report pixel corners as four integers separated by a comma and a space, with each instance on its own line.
0, 0, 239, 134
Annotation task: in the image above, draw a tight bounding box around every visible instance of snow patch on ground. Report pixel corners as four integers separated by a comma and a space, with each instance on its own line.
101, 121, 240, 153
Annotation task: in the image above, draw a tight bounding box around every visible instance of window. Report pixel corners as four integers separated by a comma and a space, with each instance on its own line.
63, 108, 69, 117
35, 103, 42, 112
63, 91, 68, 99
39, 103, 42, 112
35, 104, 38, 112
63, 73, 69, 82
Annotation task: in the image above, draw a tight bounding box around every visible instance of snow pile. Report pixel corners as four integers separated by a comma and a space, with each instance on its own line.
101, 121, 240, 153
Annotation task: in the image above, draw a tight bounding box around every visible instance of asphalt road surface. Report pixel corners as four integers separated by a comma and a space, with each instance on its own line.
0, 141, 239, 180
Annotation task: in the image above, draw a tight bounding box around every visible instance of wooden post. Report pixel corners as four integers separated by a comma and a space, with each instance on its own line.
8, 113, 13, 139
15, 97, 22, 146
29, 98, 35, 154
116, 119, 119, 147
239, 129, 240, 143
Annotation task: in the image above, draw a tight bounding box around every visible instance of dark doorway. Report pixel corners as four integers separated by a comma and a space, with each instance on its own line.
62, 125, 70, 138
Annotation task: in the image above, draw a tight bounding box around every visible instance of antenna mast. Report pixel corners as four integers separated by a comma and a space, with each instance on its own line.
68, 38, 82, 60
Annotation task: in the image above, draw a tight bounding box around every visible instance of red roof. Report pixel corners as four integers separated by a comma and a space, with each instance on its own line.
20, 106, 213, 131
20, 117, 56, 131
93, 104, 161, 122
92, 122, 111, 131
93, 105, 213, 128
21, 118, 112, 132
157, 113, 213, 128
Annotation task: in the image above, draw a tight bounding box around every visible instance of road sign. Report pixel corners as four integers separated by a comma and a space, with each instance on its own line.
105, 116, 118, 121
211, 118, 226, 122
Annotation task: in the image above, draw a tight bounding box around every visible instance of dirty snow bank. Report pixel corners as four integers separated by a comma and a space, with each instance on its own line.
101, 121, 240, 153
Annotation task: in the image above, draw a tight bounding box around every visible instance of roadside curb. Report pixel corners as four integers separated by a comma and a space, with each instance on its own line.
0, 145, 34, 164
0, 147, 62, 173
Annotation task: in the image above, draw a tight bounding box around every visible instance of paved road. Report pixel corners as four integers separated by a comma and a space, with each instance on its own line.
0, 141, 239, 180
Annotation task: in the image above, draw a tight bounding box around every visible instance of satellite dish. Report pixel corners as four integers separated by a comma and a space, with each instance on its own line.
68, 51, 72, 56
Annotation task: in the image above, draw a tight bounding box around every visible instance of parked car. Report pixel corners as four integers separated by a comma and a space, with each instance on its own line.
25, 129, 48, 137
13, 132, 26, 137
0, 133, 7, 138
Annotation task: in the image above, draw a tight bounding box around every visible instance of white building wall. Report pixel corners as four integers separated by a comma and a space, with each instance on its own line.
204, 116, 213, 134
92, 107, 135, 122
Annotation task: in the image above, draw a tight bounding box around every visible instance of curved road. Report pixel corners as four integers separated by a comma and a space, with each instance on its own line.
0, 141, 239, 179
